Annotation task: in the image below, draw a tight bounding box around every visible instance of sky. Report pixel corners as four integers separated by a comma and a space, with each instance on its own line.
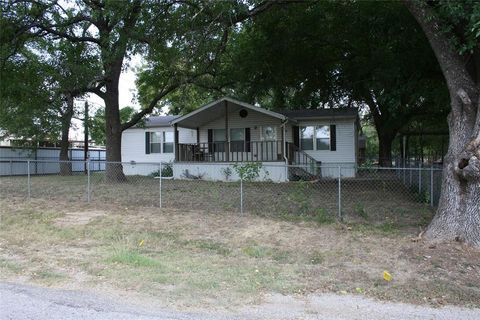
70, 56, 142, 141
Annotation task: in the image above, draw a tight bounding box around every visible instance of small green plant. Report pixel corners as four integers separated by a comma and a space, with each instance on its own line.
161, 163, 173, 177
313, 208, 335, 224
108, 248, 159, 267
288, 181, 311, 215
242, 245, 269, 258
221, 167, 232, 181
233, 162, 262, 181
354, 203, 368, 220
149, 163, 173, 177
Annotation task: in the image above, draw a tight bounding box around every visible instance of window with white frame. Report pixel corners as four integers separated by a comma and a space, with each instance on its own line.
148, 131, 173, 153
150, 132, 161, 153
300, 126, 331, 151
163, 131, 174, 153
315, 125, 330, 150
300, 126, 314, 150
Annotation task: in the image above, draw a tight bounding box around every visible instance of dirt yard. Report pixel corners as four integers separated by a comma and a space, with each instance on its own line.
0, 196, 479, 311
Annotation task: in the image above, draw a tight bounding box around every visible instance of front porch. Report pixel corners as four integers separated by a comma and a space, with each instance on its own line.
171, 97, 292, 163
177, 141, 284, 162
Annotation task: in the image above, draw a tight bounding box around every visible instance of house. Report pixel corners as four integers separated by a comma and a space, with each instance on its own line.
121, 97, 360, 181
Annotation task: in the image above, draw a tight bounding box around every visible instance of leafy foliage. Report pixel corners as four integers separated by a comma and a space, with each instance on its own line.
90, 107, 136, 146
233, 163, 262, 181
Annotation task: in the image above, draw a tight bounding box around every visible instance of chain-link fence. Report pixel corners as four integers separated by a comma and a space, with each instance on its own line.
0, 160, 443, 224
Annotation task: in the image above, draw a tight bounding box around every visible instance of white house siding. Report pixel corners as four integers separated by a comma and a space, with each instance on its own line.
198, 108, 286, 143
172, 162, 287, 182
121, 126, 196, 164
294, 119, 357, 178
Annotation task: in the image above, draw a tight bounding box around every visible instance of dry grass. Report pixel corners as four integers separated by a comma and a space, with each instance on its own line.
0, 196, 479, 309
1, 173, 433, 228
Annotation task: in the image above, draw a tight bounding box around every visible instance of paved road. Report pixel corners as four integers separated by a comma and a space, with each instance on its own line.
1, 282, 479, 320
0, 282, 224, 320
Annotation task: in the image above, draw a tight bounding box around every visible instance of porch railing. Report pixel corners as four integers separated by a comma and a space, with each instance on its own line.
286, 142, 321, 177
177, 141, 284, 162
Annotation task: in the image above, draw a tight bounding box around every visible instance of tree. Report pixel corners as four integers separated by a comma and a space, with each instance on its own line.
403, 1, 480, 246
202, 1, 449, 166
90, 106, 135, 146
12, 0, 281, 181
1, 3, 100, 175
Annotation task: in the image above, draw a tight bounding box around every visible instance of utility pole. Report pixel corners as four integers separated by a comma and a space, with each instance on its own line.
84, 101, 89, 174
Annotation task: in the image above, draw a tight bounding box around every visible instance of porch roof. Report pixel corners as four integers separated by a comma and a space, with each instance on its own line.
170, 97, 290, 129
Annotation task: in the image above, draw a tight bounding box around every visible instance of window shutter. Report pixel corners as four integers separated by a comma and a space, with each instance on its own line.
145, 132, 150, 154
293, 126, 299, 147
207, 129, 213, 153
330, 125, 336, 151
245, 128, 251, 152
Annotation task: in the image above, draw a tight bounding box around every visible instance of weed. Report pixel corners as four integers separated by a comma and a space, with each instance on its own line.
354, 203, 369, 220
376, 221, 398, 233
186, 239, 231, 256
221, 167, 232, 181
309, 251, 325, 264
108, 248, 159, 267
243, 245, 269, 258
313, 208, 335, 224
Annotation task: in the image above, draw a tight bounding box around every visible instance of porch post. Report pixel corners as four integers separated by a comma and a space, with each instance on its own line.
196, 127, 200, 145
225, 101, 229, 162
174, 123, 179, 161
281, 122, 285, 161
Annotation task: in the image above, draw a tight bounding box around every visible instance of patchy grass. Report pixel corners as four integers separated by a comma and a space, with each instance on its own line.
1, 173, 434, 229
0, 197, 479, 309
108, 249, 160, 267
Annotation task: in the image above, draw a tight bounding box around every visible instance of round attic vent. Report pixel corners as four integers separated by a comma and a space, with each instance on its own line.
239, 109, 248, 118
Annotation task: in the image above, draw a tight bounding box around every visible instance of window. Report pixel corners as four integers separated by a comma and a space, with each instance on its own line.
150, 132, 161, 153
148, 131, 173, 153
213, 129, 226, 152
212, 128, 246, 152
315, 125, 330, 150
163, 131, 174, 153
300, 126, 314, 150
230, 128, 245, 152
299, 126, 331, 151
261, 126, 277, 141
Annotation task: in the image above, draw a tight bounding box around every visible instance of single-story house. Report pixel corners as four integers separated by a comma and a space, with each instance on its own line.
121, 97, 361, 181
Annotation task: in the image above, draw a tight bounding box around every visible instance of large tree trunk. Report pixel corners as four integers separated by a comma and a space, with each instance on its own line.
404, 1, 480, 246
59, 95, 74, 175
426, 98, 480, 246
104, 71, 126, 182
378, 133, 395, 167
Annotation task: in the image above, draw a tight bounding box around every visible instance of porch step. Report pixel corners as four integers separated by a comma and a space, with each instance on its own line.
288, 166, 320, 181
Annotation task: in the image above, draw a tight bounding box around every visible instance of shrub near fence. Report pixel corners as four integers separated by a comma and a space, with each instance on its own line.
0, 160, 443, 226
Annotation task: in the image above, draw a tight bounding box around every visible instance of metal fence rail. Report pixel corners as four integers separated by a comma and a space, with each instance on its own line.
0, 160, 443, 224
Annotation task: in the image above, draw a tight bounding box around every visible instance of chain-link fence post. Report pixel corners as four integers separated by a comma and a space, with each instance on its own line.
159, 162, 162, 208
430, 165, 434, 207
338, 166, 342, 221
86, 159, 91, 203
418, 163, 422, 194
240, 177, 244, 215
27, 160, 31, 200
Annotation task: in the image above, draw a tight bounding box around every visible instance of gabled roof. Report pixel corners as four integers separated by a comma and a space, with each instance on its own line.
277, 108, 358, 120
143, 115, 179, 128
170, 97, 290, 129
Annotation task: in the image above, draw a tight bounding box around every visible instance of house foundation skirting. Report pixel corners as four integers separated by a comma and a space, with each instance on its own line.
172, 162, 288, 182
